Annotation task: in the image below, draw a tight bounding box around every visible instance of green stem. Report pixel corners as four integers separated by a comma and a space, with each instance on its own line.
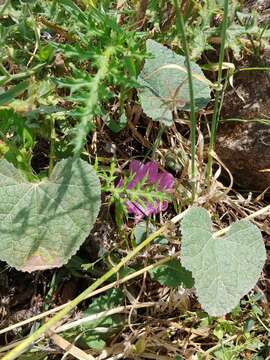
3, 209, 187, 360
0, 63, 45, 86
173, 0, 197, 202
206, 0, 229, 180
73, 46, 115, 156
217, 64, 229, 122
0, 253, 178, 339
0, 63, 10, 77
48, 117, 56, 177
145, 123, 166, 160
0, 0, 11, 16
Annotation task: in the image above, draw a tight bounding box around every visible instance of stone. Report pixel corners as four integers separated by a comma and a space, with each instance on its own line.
216, 122, 270, 191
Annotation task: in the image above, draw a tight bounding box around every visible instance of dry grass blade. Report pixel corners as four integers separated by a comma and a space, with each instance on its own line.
205, 335, 238, 354
55, 302, 155, 333
48, 332, 95, 360
214, 204, 270, 237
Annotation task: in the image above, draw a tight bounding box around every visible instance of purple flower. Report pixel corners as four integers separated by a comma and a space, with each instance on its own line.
119, 160, 174, 221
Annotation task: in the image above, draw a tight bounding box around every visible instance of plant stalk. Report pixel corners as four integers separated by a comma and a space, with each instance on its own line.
173, 0, 197, 202
0, 253, 179, 338
73, 46, 114, 156
206, 0, 229, 181
48, 117, 56, 177
0, 63, 45, 86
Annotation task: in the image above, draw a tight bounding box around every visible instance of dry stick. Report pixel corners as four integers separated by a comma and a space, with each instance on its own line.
3, 204, 270, 360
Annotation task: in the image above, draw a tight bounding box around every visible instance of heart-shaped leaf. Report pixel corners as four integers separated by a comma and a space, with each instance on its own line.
0, 158, 101, 272
138, 40, 211, 125
181, 207, 266, 316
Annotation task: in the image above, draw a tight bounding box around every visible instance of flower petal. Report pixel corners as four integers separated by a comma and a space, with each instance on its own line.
126, 200, 147, 221
143, 162, 159, 184
129, 160, 143, 174
127, 161, 146, 189
117, 178, 123, 187
121, 160, 175, 220
160, 200, 169, 211
156, 172, 174, 190
127, 161, 158, 189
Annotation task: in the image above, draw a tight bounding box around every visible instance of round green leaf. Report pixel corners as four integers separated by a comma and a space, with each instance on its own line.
0, 158, 101, 272
181, 207, 266, 316
138, 40, 211, 125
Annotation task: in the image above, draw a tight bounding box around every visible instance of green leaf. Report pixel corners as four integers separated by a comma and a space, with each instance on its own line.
0, 158, 101, 271
84, 337, 106, 351
149, 259, 194, 288
133, 221, 154, 245
117, 266, 136, 279
138, 40, 211, 125
38, 45, 54, 62
83, 288, 124, 329
0, 81, 29, 106
181, 207, 266, 316
78, 289, 125, 350
104, 113, 128, 133
132, 221, 168, 246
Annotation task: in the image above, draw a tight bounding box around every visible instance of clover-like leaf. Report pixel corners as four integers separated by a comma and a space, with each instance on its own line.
138, 40, 211, 125
0, 158, 101, 272
181, 207, 266, 316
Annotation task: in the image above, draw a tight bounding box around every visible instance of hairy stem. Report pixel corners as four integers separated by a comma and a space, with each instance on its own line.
73, 46, 114, 156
